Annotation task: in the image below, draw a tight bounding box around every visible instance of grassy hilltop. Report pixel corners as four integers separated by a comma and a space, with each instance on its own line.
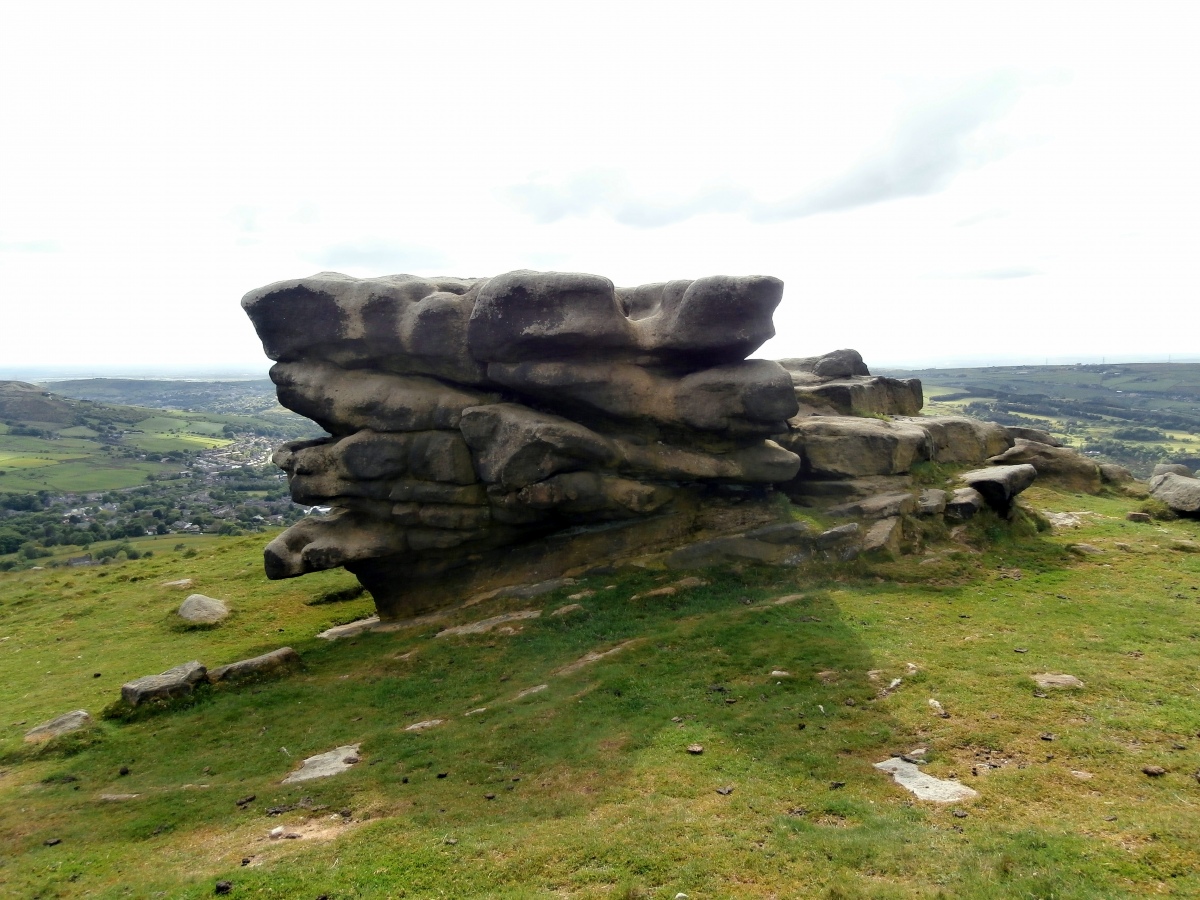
2, 482, 1198, 899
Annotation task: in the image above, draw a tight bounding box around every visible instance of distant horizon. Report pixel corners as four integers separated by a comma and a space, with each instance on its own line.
3, 352, 1199, 385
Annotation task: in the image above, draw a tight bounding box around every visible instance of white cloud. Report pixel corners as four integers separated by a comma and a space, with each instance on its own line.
0, 0, 1197, 371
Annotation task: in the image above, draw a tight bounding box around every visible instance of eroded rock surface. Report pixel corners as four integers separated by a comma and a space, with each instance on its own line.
242, 269, 1052, 617
245, 269, 803, 617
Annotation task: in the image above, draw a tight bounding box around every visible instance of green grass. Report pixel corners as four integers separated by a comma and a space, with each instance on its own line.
1, 486, 1199, 897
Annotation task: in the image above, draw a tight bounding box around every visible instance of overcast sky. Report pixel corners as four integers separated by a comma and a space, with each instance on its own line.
1, 0, 1198, 377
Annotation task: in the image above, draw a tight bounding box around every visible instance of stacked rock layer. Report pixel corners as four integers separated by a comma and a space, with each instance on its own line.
243, 271, 803, 617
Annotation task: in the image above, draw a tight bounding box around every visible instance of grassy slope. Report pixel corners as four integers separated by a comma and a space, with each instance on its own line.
1, 488, 1198, 899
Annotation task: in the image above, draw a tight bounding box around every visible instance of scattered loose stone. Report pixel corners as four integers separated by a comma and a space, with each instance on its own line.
1040, 733, 1056, 742
687, 744, 704, 755
404, 719, 445, 732
121, 661, 207, 706
770, 670, 791, 677
1143, 765, 1167, 777
44, 838, 62, 847
215, 881, 232, 895
874, 758, 979, 802
952, 809, 968, 819
177, 594, 229, 624
1033, 673, 1084, 689
928, 699, 949, 718
1125, 511, 1152, 523
281, 744, 362, 783
716, 785, 734, 795
1014, 648, 1028, 654
484, 793, 496, 800
437, 610, 541, 637
24, 710, 93, 743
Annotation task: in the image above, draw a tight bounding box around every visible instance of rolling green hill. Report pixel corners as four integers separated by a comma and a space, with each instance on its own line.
1, 483, 1198, 898
884, 363, 1200, 477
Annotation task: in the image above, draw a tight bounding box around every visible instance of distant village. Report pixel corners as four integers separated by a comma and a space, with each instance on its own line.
0, 434, 318, 569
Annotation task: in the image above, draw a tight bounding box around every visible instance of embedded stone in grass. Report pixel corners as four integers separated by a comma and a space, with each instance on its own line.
1125, 512, 1152, 523
513, 684, 548, 699
687, 744, 704, 755
207, 647, 300, 684
874, 758, 979, 802
549, 603, 584, 617
1143, 765, 1167, 777
177, 594, 229, 624
162, 578, 194, 588
404, 719, 444, 732
554, 640, 637, 676
1033, 673, 1084, 689
317, 616, 380, 640
1069, 543, 1104, 555
281, 743, 362, 783
24, 709, 92, 743
99, 793, 139, 801
436, 609, 541, 637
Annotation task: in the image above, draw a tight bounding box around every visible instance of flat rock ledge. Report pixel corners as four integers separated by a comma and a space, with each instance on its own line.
24, 710, 93, 743
874, 757, 979, 803
282, 743, 361, 783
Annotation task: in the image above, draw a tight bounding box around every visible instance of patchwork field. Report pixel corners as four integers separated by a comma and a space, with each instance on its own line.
2, 483, 1198, 898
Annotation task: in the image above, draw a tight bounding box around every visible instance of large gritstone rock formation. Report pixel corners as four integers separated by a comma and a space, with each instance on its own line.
243, 271, 803, 617
244, 270, 1061, 620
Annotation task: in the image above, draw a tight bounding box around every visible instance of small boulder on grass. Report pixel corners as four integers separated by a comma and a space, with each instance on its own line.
24, 710, 93, 743
178, 594, 229, 624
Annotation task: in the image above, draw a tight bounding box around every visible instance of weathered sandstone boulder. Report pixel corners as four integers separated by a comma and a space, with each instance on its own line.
987, 439, 1102, 493
208, 647, 301, 684
897, 416, 1012, 464
121, 661, 207, 706
177, 594, 229, 624
781, 351, 922, 416
1152, 463, 1194, 479
1149, 472, 1200, 515
1005, 426, 1062, 447
779, 418, 931, 478
960, 464, 1038, 516
242, 268, 1027, 618
245, 269, 803, 617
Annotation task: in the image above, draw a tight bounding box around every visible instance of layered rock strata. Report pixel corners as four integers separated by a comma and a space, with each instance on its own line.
244, 270, 1062, 616
244, 271, 802, 617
